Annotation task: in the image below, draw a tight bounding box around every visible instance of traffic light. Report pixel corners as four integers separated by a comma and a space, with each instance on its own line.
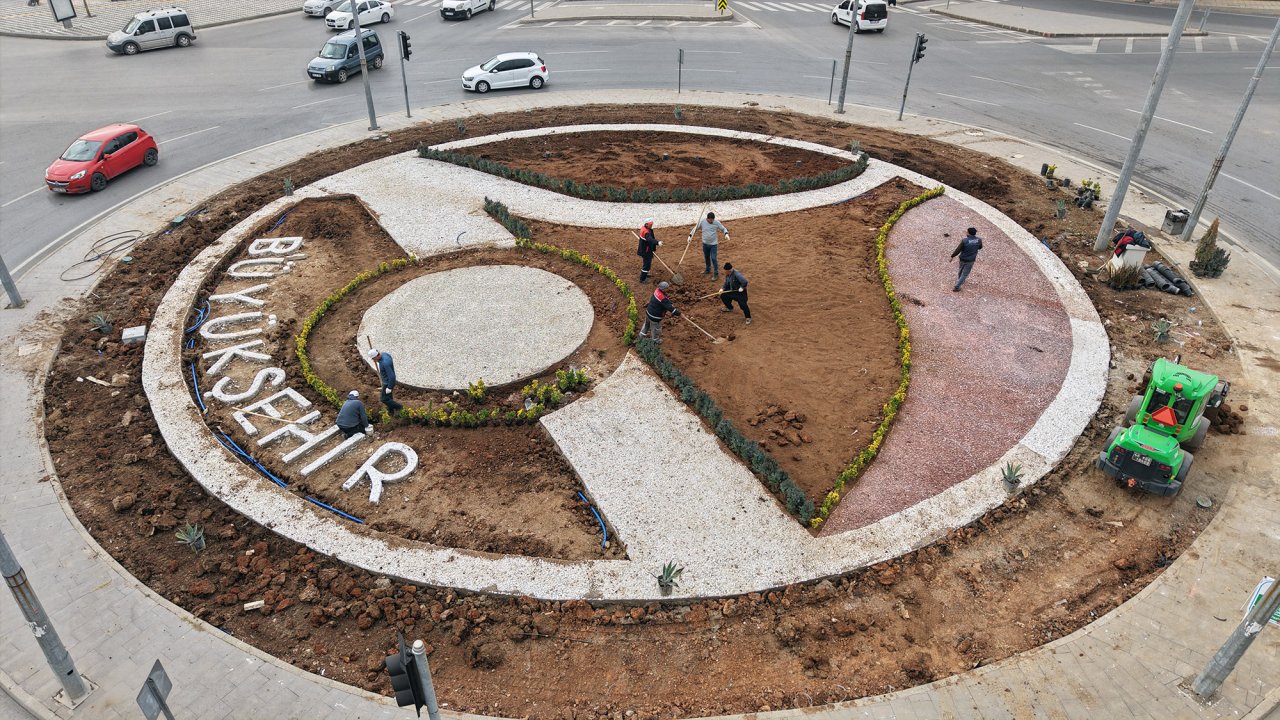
384, 633, 425, 716
913, 33, 927, 63
399, 30, 412, 61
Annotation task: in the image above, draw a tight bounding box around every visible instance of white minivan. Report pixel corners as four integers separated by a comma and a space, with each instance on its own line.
106, 7, 197, 55
441, 0, 495, 20
831, 0, 888, 33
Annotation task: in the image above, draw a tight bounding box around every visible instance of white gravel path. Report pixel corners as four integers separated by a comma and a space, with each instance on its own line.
143, 124, 1106, 601
358, 265, 594, 390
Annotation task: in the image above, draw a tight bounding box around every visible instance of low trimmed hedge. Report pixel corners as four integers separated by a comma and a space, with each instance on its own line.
810, 185, 945, 528
427, 145, 869, 204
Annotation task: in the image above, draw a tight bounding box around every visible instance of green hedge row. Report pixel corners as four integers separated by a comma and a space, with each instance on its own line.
634, 338, 816, 524
426, 145, 869, 204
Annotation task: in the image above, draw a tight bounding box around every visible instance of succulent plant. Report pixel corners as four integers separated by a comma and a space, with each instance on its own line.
656, 561, 683, 590
1002, 461, 1024, 489
175, 523, 206, 554
1152, 318, 1175, 343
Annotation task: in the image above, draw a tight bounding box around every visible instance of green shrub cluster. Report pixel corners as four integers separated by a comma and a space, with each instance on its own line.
521, 378, 563, 407
484, 199, 639, 346
811, 185, 945, 528
466, 378, 488, 401
430, 145, 869, 203
633, 338, 815, 524
556, 368, 590, 392
402, 400, 547, 427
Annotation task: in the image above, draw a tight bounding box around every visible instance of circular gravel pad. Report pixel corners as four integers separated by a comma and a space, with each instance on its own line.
359, 265, 594, 390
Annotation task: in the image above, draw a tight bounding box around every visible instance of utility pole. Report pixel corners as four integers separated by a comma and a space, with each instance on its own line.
0, 524, 90, 704
0, 253, 24, 308
412, 639, 441, 720
1192, 577, 1280, 697
350, 3, 379, 131
1180, 17, 1278, 242
1093, 0, 1196, 251
835, 2, 857, 113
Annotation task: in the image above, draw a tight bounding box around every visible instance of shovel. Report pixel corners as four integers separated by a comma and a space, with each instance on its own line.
696, 289, 725, 301
683, 314, 725, 344
677, 204, 707, 270
631, 230, 684, 285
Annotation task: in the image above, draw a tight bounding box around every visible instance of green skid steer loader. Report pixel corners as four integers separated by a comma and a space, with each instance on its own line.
1097, 356, 1229, 496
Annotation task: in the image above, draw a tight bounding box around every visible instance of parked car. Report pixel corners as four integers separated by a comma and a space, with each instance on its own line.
307, 29, 384, 83
461, 52, 548, 93
302, 0, 339, 17
441, 0, 495, 20
106, 7, 196, 55
831, 0, 888, 32
45, 124, 158, 194
325, 0, 393, 30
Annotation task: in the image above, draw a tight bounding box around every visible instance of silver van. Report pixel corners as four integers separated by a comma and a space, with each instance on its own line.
107, 7, 197, 55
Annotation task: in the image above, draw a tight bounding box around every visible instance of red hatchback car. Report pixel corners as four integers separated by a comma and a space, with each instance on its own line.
45, 124, 159, 194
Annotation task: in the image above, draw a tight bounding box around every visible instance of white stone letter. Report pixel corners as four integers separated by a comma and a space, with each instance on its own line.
228, 258, 284, 279
301, 432, 366, 476
200, 311, 263, 341
207, 367, 286, 404
233, 388, 312, 436
257, 411, 342, 463
209, 283, 271, 308
248, 237, 303, 256
202, 339, 271, 376
343, 443, 418, 504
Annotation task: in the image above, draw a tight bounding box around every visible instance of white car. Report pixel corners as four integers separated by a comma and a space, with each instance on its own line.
302, 0, 339, 17
831, 0, 888, 32
326, 0, 393, 30
440, 0, 495, 20
461, 52, 549, 93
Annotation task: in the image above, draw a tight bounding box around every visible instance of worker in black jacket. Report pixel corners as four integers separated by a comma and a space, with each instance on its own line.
636, 218, 660, 284
639, 281, 681, 344
949, 227, 984, 291
720, 263, 751, 324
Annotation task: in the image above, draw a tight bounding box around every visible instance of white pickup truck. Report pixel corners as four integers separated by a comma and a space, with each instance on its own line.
440, 0, 495, 20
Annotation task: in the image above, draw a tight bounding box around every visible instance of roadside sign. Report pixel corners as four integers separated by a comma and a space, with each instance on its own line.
136, 660, 175, 720
1246, 577, 1280, 625
49, 0, 76, 24
716, 0, 727, 11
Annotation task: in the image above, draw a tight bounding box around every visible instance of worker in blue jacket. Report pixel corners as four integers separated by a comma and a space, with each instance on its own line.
336, 390, 372, 439
950, 227, 984, 291
368, 349, 403, 414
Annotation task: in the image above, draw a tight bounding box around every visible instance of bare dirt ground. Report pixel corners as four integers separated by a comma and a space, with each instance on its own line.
41, 104, 1246, 718
459, 130, 851, 190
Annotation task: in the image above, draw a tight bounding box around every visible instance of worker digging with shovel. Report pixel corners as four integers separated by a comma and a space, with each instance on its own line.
639, 281, 681, 344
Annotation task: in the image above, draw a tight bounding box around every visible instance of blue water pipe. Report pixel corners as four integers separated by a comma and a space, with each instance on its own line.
305, 496, 364, 524
577, 491, 608, 548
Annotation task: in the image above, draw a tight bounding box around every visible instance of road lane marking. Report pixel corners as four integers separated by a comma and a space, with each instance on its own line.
259, 80, 310, 91
1222, 173, 1280, 202
158, 126, 221, 144
936, 92, 1000, 106
291, 97, 345, 109
687, 50, 741, 53
684, 68, 738, 73
1123, 108, 1213, 134
129, 110, 173, 122
550, 50, 610, 54
552, 69, 611, 72
971, 75, 1040, 91
0, 187, 44, 209
1074, 122, 1128, 141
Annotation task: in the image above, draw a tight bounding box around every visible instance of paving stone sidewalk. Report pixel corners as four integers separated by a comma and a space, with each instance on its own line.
0, 0, 298, 40
1, 90, 1277, 720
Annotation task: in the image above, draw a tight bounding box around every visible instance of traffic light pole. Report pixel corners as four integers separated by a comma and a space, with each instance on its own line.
0, 252, 24, 309
898, 34, 921, 121
835, 6, 856, 113
398, 31, 411, 118
412, 640, 440, 720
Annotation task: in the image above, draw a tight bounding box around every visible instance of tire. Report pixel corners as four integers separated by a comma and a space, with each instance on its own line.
1175, 451, 1193, 489
90, 173, 107, 192
465, 8, 472, 18
831, 13, 840, 24
475, 80, 489, 93
1104, 426, 1123, 450
488, 0, 495, 9
371, 55, 383, 69
124, 42, 140, 55
1124, 395, 1143, 425
381, 12, 389, 22
175, 33, 191, 47
853, 20, 861, 33
1183, 419, 1208, 451
324, 5, 333, 13
143, 148, 158, 167
530, 75, 544, 89
337, 68, 349, 83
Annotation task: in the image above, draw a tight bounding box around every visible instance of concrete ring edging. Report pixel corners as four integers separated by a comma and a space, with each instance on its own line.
141, 123, 1106, 602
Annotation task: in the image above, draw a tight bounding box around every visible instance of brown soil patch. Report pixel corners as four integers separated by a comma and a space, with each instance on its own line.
459, 130, 850, 190
41, 104, 1246, 718
188, 196, 626, 560
517, 183, 915, 508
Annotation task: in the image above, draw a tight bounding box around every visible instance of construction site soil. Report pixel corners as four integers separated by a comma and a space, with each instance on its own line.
39, 104, 1247, 718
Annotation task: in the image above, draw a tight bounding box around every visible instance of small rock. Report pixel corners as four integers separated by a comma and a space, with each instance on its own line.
188, 579, 216, 597
111, 493, 136, 512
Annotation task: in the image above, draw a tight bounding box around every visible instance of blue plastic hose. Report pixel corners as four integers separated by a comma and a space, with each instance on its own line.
577, 491, 608, 548
305, 496, 364, 524
213, 429, 288, 488
189, 363, 207, 415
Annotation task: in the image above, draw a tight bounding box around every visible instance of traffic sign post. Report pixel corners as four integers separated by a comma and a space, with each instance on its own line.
135, 660, 175, 720
677, 48, 684, 93
716, 0, 726, 13
898, 33, 926, 121
398, 31, 412, 118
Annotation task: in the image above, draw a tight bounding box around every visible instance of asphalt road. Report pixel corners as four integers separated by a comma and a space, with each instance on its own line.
0, 0, 1276, 275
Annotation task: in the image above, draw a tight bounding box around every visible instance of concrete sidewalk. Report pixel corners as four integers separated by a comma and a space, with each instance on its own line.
2, 89, 1277, 720
0, 0, 298, 40
930, 1, 1207, 38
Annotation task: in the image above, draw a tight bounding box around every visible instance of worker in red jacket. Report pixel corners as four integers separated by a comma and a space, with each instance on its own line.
636, 218, 660, 284
639, 282, 681, 344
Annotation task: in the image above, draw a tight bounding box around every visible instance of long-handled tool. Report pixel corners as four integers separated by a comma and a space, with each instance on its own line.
696, 289, 725, 301
631, 230, 684, 284
683, 314, 725, 344
676, 204, 707, 270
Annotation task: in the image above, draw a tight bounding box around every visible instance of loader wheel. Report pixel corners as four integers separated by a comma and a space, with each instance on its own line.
1174, 452, 1193, 489
1124, 395, 1143, 425
1183, 419, 1208, 451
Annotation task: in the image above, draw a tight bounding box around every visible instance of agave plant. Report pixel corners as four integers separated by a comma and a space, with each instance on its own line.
1002, 461, 1024, 489
175, 523, 206, 554
656, 561, 683, 594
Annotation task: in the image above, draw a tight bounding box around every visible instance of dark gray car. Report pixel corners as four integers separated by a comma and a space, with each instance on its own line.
307, 29, 384, 83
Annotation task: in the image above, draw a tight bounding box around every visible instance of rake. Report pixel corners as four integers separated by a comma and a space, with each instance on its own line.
683, 314, 725, 344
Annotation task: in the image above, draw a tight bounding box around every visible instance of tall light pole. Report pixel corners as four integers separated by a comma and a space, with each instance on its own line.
1193, 577, 1280, 697
835, 2, 857, 113
1093, 0, 1196, 251
0, 253, 24, 308
349, 1, 379, 131
1180, 18, 1279, 242
0, 524, 89, 704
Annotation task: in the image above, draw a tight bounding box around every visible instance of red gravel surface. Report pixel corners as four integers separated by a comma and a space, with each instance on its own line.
821, 195, 1074, 532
